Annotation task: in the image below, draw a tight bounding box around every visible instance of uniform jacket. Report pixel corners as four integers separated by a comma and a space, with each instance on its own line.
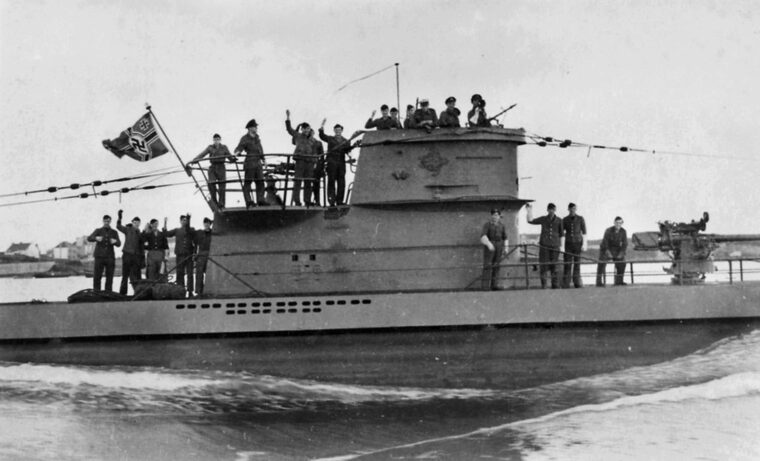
412, 108, 439, 127
194, 229, 213, 254
562, 214, 587, 244
285, 120, 315, 160
318, 129, 354, 163
194, 143, 235, 165
600, 226, 628, 257
439, 107, 461, 128
467, 107, 490, 127
165, 225, 196, 255
529, 214, 564, 247
482, 221, 507, 243
87, 226, 121, 259
364, 116, 400, 130
116, 221, 143, 255
234, 133, 265, 166
403, 118, 414, 129
143, 229, 168, 251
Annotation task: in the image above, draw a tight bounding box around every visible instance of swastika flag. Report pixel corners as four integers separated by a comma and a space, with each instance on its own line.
102, 112, 169, 162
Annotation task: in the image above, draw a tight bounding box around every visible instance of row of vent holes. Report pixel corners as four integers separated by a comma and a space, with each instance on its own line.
225, 307, 323, 315
176, 299, 372, 310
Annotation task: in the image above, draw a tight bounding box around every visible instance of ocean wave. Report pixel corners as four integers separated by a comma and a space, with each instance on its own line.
0, 361, 501, 414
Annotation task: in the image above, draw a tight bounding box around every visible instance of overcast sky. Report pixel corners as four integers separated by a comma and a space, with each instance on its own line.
1, 0, 759, 251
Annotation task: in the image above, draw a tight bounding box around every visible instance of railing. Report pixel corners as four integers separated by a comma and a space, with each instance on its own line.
489, 243, 760, 289
186, 153, 356, 211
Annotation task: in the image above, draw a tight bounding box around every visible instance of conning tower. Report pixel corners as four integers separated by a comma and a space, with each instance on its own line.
204, 127, 528, 296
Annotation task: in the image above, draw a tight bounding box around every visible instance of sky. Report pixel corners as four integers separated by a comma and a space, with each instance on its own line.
1, 0, 759, 251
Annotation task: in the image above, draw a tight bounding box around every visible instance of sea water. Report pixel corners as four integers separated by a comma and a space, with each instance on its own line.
1, 279, 759, 460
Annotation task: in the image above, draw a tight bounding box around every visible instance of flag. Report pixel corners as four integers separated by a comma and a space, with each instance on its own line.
102, 112, 169, 162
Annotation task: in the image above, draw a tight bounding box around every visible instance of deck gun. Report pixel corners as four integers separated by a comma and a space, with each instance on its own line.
632, 212, 760, 283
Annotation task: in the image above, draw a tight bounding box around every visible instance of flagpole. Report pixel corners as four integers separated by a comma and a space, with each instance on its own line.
395, 63, 400, 114
145, 104, 210, 204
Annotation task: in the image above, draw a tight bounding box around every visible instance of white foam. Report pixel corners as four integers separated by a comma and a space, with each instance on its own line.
0, 363, 224, 391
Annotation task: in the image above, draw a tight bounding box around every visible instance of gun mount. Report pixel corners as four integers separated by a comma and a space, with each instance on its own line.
632, 212, 760, 284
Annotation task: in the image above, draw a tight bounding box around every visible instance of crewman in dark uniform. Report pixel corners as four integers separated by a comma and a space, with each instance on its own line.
309, 132, 325, 206
194, 217, 213, 296
468, 93, 490, 127
189, 133, 236, 209
285, 110, 316, 206
527, 203, 564, 288
234, 119, 266, 207
319, 119, 360, 206
412, 99, 438, 132
481, 209, 508, 290
87, 215, 121, 292
165, 214, 196, 296
438, 96, 461, 128
365, 104, 397, 130
562, 203, 587, 288
142, 218, 168, 281
596, 216, 628, 287
389, 107, 402, 129
116, 210, 142, 295
403, 105, 415, 129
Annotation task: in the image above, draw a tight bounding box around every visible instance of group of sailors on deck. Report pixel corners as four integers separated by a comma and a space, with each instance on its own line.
482, 204, 628, 290
187, 94, 495, 210
87, 211, 213, 298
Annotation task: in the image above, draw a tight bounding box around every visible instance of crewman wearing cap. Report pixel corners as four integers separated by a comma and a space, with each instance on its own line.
309, 130, 325, 206
438, 96, 461, 128
319, 119, 362, 206
480, 208, 508, 290
526, 202, 564, 288
234, 119, 266, 207
165, 214, 196, 297
412, 98, 438, 132
190, 133, 236, 209
193, 217, 213, 296
562, 202, 587, 288
468, 93, 490, 127
116, 209, 143, 295
87, 214, 121, 292
285, 109, 316, 206
364, 104, 396, 130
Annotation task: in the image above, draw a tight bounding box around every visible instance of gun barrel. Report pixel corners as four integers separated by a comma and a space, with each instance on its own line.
710, 234, 760, 243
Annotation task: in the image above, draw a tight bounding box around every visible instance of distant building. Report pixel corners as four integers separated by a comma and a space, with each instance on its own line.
5, 242, 41, 259
72, 236, 96, 260
52, 241, 76, 260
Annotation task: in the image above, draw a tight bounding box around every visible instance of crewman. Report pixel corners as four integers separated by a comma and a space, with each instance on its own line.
438, 96, 461, 128
87, 214, 121, 292
480, 208, 508, 290
194, 217, 213, 296
165, 214, 196, 296
116, 210, 142, 295
596, 216, 628, 287
319, 119, 361, 206
403, 104, 415, 129
189, 133, 236, 209
412, 99, 438, 132
142, 218, 168, 281
389, 107, 403, 129
310, 132, 325, 206
468, 93, 490, 127
562, 203, 587, 288
234, 119, 266, 207
285, 110, 316, 206
526, 203, 564, 288
364, 104, 397, 130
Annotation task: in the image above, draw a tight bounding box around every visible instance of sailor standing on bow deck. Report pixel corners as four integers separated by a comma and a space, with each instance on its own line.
116, 210, 142, 295
194, 217, 213, 296
165, 214, 196, 297
285, 110, 316, 206
481, 209, 508, 290
87, 215, 121, 292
